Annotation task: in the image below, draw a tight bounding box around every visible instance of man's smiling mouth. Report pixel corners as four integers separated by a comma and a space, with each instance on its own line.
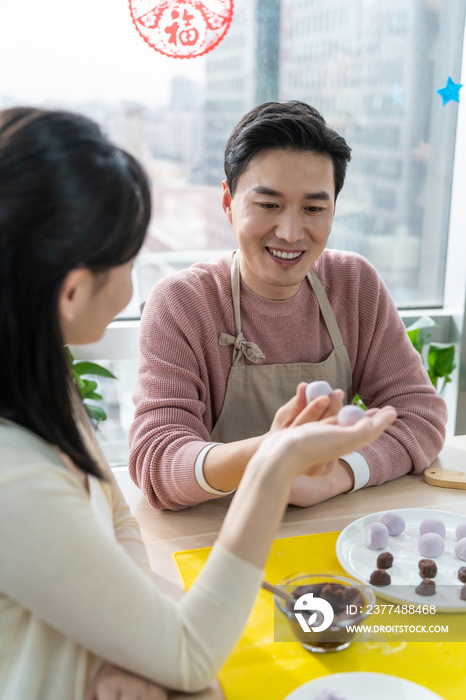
266, 247, 305, 260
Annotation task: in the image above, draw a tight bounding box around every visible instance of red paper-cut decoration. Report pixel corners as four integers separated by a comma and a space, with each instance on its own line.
129, 1, 234, 59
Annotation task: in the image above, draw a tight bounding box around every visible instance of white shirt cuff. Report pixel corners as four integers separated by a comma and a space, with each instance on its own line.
194, 443, 236, 496
340, 451, 370, 492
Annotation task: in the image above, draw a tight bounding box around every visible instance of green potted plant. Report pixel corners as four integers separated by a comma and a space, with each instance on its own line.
353, 315, 455, 409
66, 347, 117, 428
405, 316, 456, 397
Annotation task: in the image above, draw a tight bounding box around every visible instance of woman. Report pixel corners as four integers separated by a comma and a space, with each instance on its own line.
0, 107, 396, 700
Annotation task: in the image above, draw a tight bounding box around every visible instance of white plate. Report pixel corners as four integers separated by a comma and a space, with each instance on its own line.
284, 672, 445, 699
336, 508, 466, 612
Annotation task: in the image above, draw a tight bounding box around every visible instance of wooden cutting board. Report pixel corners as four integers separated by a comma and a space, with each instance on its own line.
424, 466, 466, 489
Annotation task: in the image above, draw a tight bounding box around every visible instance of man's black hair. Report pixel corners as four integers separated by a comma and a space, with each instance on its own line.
224, 101, 352, 199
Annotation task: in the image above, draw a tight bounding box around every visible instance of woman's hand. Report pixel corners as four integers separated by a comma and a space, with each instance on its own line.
270, 383, 344, 432
218, 405, 397, 569
85, 663, 168, 700
258, 406, 397, 483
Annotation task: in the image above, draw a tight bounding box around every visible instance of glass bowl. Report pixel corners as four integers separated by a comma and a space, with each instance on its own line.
274, 572, 376, 653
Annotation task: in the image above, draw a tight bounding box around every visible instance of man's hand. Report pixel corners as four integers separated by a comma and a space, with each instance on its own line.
270, 383, 344, 432
204, 384, 345, 494
288, 458, 354, 507
85, 663, 168, 700
270, 383, 350, 507
286, 407, 389, 507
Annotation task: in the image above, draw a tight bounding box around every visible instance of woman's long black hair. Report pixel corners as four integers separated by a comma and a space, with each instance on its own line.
0, 108, 151, 478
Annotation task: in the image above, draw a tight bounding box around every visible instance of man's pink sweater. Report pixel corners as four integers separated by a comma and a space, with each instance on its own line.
129, 250, 447, 510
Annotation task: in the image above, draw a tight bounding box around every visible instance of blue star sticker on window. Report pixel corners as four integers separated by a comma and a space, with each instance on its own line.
437, 76, 463, 105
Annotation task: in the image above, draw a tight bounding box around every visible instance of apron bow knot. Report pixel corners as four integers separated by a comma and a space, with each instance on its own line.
218, 331, 265, 364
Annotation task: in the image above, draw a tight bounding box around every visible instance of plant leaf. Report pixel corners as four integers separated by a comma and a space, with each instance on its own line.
72, 361, 117, 379
79, 379, 98, 399
73, 373, 86, 391
352, 394, 367, 411
406, 316, 437, 355
84, 404, 107, 421
85, 391, 104, 401
427, 343, 456, 378
406, 327, 420, 345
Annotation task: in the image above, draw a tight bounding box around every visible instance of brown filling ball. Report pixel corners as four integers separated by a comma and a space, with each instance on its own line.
419, 559, 437, 579
377, 552, 394, 569
369, 569, 391, 586
458, 567, 466, 584
415, 578, 436, 596
460, 584, 466, 601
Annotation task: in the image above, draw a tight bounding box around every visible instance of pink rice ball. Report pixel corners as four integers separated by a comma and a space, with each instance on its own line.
456, 522, 466, 541
337, 405, 365, 427
380, 512, 406, 536
305, 381, 333, 403
419, 517, 446, 538
418, 532, 445, 558
365, 522, 389, 550
455, 538, 466, 561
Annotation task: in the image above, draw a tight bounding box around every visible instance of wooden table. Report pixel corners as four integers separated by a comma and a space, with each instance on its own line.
115, 436, 466, 698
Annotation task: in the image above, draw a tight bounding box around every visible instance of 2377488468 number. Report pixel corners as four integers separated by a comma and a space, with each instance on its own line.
364, 604, 436, 615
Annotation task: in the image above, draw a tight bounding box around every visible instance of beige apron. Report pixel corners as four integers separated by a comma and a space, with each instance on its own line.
210, 251, 353, 443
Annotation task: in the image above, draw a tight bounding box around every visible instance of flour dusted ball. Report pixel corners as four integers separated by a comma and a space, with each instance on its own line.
418, 533, 445, 558
305, 380, 333, 403
455, 538, 466, 562
456, 522, 466, 541
419, 517, 446, 538
337, 405, 365, 427
365, 522, 389, 550
380, 512, 406, 536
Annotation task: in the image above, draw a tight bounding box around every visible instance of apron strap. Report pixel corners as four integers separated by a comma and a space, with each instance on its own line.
219, 253, 344, 364
231, 250, 243, 338
306, 269, 345, 350
218, 251, 266, 366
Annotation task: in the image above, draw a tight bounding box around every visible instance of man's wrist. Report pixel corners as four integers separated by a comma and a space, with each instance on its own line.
202, 433, 268, 492
334, 458, 355, 492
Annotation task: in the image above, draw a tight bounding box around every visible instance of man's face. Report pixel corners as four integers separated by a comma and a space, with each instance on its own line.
222, 148, 336, 300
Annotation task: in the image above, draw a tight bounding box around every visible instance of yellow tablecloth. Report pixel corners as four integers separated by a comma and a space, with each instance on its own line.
174, 532, 466, 700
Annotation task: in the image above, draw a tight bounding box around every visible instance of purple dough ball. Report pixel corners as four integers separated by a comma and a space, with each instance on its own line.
337, 405, 365, 427
364, 522, 389, 550
305, 380, 333, 403
455, 538, 466, 562
456, 522, 466, 541
419, 517, 446, 538
380, 512, 406, 536
418, 533, 445, 558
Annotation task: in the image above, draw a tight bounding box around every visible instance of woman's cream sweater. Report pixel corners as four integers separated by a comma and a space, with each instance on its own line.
0, 420, 263, 699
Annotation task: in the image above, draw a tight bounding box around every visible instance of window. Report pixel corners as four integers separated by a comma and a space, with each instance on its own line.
3, 0, 464, 309
2, 0, 465, 459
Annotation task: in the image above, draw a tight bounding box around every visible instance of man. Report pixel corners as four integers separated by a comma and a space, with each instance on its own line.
129, 101, 446, 510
